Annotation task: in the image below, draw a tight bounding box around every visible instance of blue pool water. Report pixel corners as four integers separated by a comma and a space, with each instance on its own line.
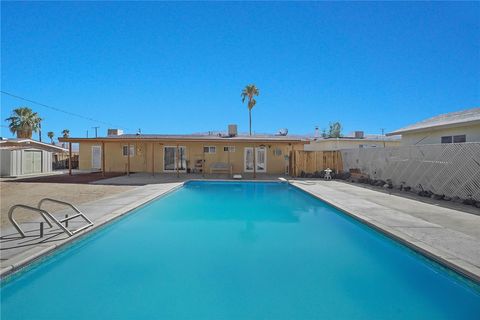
1, 181, 480, 319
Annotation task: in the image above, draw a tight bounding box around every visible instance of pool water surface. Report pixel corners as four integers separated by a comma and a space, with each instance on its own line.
1, 181, 479, 319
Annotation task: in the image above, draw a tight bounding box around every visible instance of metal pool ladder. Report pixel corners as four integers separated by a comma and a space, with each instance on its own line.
8, 198, 94, 238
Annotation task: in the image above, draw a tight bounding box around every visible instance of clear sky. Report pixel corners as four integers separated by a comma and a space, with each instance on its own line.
1, 2, 479, 139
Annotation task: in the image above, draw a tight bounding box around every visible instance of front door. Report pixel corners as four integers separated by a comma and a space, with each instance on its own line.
244, 147, 267, 172
92, 146, 102, 170
164, 146, 187, 172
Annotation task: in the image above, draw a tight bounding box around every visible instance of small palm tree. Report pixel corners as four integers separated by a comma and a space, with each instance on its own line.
62, 129, 70, 138
47, 131, 55, 144
5, 107, 42, 139
241, 84, 260, 136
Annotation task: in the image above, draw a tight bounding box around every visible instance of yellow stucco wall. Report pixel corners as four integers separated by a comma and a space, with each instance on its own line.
79, 140, 304, 174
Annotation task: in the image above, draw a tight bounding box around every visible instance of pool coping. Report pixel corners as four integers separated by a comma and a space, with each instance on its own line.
289, 181, 480, 284
2, 178, 478, 285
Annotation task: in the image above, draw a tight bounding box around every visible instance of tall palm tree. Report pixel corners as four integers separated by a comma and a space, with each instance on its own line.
241, 84, 260, 136
47, 131, 55, 144
5, 107, 42, 139
61, 129, 70, 148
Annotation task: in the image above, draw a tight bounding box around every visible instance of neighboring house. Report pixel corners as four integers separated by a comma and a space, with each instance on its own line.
386, 107, 480, 145
59, 126, 305, 175
304, 131, 400, 151
0, 138, 68, 177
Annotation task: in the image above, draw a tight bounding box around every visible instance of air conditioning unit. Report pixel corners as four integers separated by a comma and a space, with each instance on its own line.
108, 129, 124, 136
354, 131, 364, 139
228, 124, 238, 137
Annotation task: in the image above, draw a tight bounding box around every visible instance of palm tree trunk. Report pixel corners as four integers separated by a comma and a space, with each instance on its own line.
249, 108, 252, 136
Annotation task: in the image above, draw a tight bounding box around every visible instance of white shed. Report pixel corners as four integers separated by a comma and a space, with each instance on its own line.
0, 139, 68, 177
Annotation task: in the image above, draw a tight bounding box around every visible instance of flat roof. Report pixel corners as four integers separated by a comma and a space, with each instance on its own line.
387, 107, 480, 136
59, 133, 308, 143
310, 134, 400, 142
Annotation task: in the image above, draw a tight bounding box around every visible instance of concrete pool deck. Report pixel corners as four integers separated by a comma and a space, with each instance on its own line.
291, 180, 480, 282
1, 176, 479, 283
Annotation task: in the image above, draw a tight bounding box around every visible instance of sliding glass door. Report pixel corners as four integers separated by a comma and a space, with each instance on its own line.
164, 146, 186, 172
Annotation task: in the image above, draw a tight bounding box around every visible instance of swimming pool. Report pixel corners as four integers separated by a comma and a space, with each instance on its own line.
1, 181, 479, 319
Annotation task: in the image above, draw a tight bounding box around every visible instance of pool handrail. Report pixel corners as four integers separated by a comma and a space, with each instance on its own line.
7, 198, 94, 238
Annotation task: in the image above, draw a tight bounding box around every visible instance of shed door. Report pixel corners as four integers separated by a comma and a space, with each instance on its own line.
23, 150, 42, 174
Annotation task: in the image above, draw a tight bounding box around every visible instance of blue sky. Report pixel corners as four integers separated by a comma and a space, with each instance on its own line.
2, 2, 479, 139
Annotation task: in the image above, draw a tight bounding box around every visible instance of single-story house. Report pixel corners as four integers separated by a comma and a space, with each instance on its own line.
386, 107, 480, 145
304, 131, 400, 151
0, 138, 68, 177
59, 126, 306, 175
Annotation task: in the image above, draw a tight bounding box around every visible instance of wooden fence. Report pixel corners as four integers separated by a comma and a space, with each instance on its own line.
290, 150, 343, 177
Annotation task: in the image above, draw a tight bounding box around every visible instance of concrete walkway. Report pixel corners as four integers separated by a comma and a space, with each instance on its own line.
1, 182, 183, 276
92, 172, 289, 185
292, 180, 480, 282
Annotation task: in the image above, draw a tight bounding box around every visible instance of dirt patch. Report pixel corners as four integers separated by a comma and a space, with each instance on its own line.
11, 172, 125, 184
0, 181, 134, 228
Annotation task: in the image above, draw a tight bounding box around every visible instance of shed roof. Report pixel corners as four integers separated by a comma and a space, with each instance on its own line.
0, 138, 68, 152
386, 107, 480, 136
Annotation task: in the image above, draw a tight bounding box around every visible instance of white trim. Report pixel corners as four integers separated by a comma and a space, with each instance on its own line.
163, 146, 187, 173
243, 147, 267, 173
257, 147, 267, 173
203, 146, 216, 154
122, 145, 135, 157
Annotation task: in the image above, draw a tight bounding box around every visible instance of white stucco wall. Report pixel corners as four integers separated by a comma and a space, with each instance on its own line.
400, 123, 480, 145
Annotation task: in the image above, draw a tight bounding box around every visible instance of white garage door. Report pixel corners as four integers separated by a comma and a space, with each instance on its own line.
23, 150, 42, 174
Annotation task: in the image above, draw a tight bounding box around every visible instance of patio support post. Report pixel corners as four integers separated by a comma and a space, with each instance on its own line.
202, 145, 205, 177
227, 146, 231, 177
253, 144, 256, 179
152, 142, 155, 176
102, 141, 105, 177
176, 144, 179, 178
127, 143, 131, 176
68, 142, 72, 176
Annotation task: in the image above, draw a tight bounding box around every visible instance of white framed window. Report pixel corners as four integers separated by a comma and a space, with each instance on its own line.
441, 136, 452, 144
122, 145, 135, 157
203, 146, 216, 153
441, 135, 466, 144
224, 146, 235, 152
453, 135, 466, 143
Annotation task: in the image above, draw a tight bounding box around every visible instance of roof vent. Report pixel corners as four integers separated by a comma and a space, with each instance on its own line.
354, 131, 364, 139
228, 124, 238, 137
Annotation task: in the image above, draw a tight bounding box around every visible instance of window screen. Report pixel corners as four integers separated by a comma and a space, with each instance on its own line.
453, 135, 466, 143
441, 136, 452, 144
